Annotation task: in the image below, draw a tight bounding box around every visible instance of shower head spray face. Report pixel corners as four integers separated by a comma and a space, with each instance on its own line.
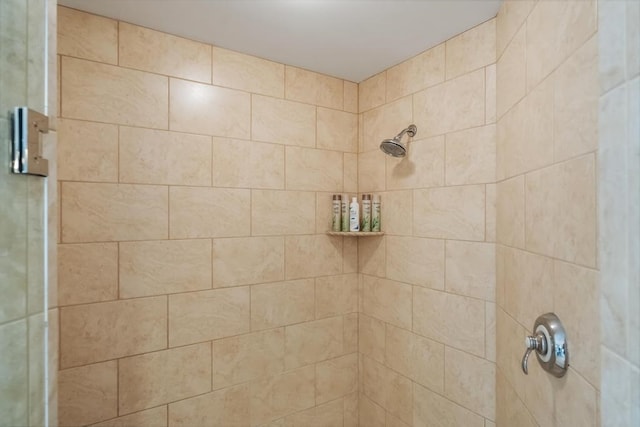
379, 124, 417, 157
380, 137, 407, 157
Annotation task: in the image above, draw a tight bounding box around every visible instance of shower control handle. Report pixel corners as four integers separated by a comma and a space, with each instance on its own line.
520, 313, 568, 378
521, 332, 546, 374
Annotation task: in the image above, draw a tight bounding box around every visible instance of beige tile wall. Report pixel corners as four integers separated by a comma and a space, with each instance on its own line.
495, 1, 600, 426
357, 18, 498, 427
57, 7, 358, 426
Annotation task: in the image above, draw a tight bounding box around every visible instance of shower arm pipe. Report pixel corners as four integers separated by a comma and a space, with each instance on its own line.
395, 124, 417, 140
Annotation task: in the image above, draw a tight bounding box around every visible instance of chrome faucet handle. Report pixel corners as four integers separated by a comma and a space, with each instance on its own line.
521, 333, 547, 374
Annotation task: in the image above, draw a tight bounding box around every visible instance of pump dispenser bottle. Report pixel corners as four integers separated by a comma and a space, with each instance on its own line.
349, 197, 360, 231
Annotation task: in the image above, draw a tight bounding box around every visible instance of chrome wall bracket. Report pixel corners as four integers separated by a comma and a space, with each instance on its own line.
11, 107, 49, 177
521, 312, 568, 378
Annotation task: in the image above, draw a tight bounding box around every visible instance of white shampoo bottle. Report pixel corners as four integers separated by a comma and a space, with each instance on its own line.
349, 197, 360, 232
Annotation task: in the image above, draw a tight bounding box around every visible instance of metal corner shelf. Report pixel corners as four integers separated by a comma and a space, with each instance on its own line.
326, 231, 384, 237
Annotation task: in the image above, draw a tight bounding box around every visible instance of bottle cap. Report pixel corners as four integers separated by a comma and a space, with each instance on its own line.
352, 197, 357, 203
333, 194, 341, 200
362, 194, 371, 200
373, 194, 380, 202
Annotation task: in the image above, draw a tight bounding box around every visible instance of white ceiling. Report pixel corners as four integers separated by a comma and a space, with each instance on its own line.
58, 0, 501, 82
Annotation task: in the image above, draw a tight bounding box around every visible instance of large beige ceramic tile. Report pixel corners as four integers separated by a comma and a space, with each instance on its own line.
212, 47, 284, 97
316, 354, 358, 404
57, 119, 117, 182
486, 183, 497, 243
212, 236, 284, 287
285, 147, 343, 191
119, 343, 211, 415
502, 247, 554, 329
58, 243, 117, 306
359, 395, 386, 427
386, 236, 444, 289
169, 186, 250, 238
344, 81, 358, 113
169, 287, 250, 346
495, 370, 536, 427
119, 127, 211, 186
486, 64, 497, 124
445, 240, 495, 301
555, 369, 598, 427
317, 107, 358, 152
316, 274, 357, 319
359, 72, 386, 113
386, 136, 445, 189
250, 279, 315, 330
413, 384, 484, 427
284, 399, 344, 427
119, 22, 211, 83
496, 23, 526, 119
446, 19, 496, 80
445, 125, 496, 185
554, 35, 598, 162
496, 307, 527, 400
525, 154, 597, 267
386, 44, 445, 101
413, 287, 485, 357
363, 357, 413, 425
120, 239, 212, 298
413, 185, 485, 241
169, 78, 250, 138
358, 150, 386, 193
385, 325, 445, 393
414, 69, 485, 137
285, 316, 344, 369
359, 237, 386, 277
57, 6, 117, 64
363, 96, 413, 153
343, 153, 358, 193
169, 384, 250, 427
444, 347, 495, 420
58, 361, 117, 426
359, 313, 385, 363
526, 0, 597, 92
497, 75, 554, 179
380, 191, 412, 236
251, 95, 316, 147
92, 407, 167, 427
250, 365, 315, 426
554, 260, 599, 387
60, 296, 167, 368
362, 275, 412, 329
251, 190, 315, 235
285, 235, 342, 279
495, 0, 535, 57
285, 66, 343, 109
61, 57, 168, 128
523, 356, 555, 427
61, 182, 168, 243
496, 175, 525, 248
343, 312, 358, 354
212, 138, 284, 189
213, 329, 284, 390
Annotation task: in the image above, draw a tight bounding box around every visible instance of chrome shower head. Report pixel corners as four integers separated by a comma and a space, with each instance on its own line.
380, 124, 417, 157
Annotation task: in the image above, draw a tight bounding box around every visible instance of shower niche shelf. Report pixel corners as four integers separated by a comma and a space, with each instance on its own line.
326, 231, 384, 237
